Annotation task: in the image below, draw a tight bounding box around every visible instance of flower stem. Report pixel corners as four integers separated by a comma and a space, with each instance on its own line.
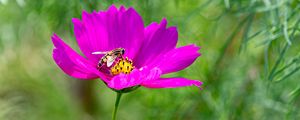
112, 92, 122, 120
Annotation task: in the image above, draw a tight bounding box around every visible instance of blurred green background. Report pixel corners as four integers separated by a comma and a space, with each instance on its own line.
1, 0, 300, 119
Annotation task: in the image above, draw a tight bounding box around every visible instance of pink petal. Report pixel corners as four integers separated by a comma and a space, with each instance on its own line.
149, 44, 201, 74
142, 78, 203, 89
134, 19, 178, 68
72, 16, 104, 63
108, 67, 162, 90
72, 5, 144, 62
52, 34, 109, 81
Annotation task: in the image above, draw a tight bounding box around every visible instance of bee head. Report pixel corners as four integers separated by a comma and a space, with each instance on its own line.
121, 48, 125, 55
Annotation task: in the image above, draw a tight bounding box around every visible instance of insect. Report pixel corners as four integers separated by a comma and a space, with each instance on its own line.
92, 48, 125, 69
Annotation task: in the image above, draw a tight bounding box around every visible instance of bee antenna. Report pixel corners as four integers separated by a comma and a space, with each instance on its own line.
92, 51, 106, 55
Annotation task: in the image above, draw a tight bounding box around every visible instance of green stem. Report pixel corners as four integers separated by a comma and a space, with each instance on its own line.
112, 92, 122, 120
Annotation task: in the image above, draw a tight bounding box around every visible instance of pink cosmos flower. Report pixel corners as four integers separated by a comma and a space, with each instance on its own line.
52, 5, 202, 91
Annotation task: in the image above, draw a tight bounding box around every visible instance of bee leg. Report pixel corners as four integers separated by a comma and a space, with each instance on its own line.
118, 55, 122, 58
97, 63, 103, 70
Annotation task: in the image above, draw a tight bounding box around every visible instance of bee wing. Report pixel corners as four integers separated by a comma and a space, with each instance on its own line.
106, 55, 118, 67
92, 51, 109, 55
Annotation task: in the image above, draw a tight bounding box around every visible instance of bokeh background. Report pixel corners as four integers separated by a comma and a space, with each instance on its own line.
1, 0, 300, 119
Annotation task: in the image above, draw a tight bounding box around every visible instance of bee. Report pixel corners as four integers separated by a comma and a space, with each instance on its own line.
92, 48, 125, 69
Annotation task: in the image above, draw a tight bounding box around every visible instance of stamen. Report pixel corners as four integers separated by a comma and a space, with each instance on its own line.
111, 57, 134, 75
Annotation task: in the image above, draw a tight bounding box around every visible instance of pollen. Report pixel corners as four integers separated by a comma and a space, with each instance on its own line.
110, 57, 134, 75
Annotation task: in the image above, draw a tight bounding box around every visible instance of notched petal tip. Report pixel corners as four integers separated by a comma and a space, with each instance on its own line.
107, 4, 118, 13
82, 10, 88, 14
159, 18, 178, 30
189, 44, 201, 55
51, 33, 63, 49
92, 10, 98, 14
160, 18, 168, 28
119, 5, 127, 12
71, 18, 82, 25
82, 10, 93, 22
192, 80, 203, 88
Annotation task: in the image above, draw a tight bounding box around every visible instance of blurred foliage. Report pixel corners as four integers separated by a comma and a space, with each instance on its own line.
0, 0, 300, 120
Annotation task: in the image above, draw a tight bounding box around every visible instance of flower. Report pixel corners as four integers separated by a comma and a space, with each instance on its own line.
51, 5, 203, 91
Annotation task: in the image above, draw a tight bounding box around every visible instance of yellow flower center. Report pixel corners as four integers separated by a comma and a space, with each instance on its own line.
110, 57, 134, 75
